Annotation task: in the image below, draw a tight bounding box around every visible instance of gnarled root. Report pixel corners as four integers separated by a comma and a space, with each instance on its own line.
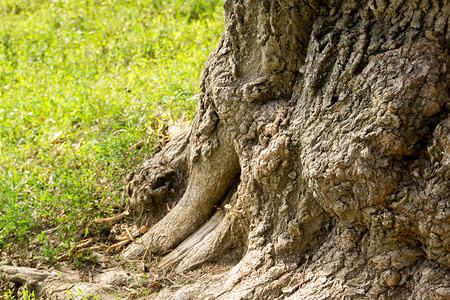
122, 122, 240, 260
126, 129, 191, 226
159, 206, 247, 273
0, 265, 131, 300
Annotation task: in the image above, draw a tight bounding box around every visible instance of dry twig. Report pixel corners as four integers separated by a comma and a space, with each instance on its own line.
94, 209, 130, 223
107, 226, 148, 252
126, 140, 146, 153
107, 240, 130, 252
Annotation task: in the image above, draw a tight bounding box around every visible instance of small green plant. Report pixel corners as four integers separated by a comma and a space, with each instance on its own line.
3, 284, 37, 300
67, 288, 101, 300
21, 287, 37, 300
34, 231, 61, 263
3, 289, 14, 299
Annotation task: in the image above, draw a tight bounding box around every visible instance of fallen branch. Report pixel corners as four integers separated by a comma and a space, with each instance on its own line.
107, 240, 130, 253
71, 238, 96, 253
116, 225, 148, 241
107, 226, 148, 252
74, 244, 108, 256
94, 209, 130, 224
126, 140, 146, 153
299, 255, 309, 284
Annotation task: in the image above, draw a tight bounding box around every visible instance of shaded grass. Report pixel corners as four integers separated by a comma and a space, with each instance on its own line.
0, 0, 224, 260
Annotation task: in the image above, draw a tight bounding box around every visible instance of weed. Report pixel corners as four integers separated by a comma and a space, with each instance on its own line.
67, 289, 100, 300
34, 231, 61, 263
3, 284, 37, 300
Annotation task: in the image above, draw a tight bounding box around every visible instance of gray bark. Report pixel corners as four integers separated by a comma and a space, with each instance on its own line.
104, 0, 450, 298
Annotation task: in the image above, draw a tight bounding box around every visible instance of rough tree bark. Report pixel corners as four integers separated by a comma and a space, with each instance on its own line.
122, 0, 450, 298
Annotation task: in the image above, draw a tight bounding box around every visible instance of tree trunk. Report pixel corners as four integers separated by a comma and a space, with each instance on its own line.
124, 0, 449, 298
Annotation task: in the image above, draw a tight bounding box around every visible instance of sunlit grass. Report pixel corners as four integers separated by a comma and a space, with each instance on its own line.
0, 0, 224, 260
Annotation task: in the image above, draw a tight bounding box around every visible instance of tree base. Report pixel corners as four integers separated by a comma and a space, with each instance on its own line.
121, 0, 449, 298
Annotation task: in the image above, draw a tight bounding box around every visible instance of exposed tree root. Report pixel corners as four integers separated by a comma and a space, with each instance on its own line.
0, 265, 132, 300
122, 123, 240, 259
159, 207, 247, 273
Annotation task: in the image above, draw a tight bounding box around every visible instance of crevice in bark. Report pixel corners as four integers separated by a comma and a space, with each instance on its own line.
328, 95, 339, 107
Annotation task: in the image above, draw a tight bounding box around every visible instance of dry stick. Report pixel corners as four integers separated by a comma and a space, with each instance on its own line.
56, 238, 99, 261
126, 140, 146, 153
299, 255, 310, 284
165, 276, 176, 285
116, 234, 131, 242
117, 225, 148, 241
125, 227, 134, 241
55, 253, 69, 261
75, 245, 107, 256
70, 237, 95, 255
142, 245, 150, 261
94, 209, 130, 224
107, 226, 148, 252
107, 240, 130, 252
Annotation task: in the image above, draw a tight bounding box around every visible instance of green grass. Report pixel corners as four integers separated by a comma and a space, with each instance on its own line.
0, 0, 224, 259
